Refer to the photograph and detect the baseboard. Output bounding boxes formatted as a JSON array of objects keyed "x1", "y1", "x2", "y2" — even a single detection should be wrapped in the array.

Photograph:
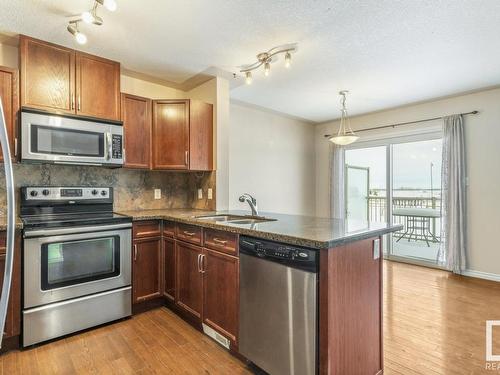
[{"x1": 461, "y1": 269, "x2": 500, "y2": 282}]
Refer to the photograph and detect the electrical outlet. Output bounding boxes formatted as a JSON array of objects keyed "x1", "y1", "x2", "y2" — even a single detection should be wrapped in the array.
[
  {"x1": 198, "y1": 189, "x2": 203, "y2": 199},
  {"x1": 207, "y1": 188, "x2": 213, "y2": 200},
  {"x1": 154, "y1": 189, "x2": 161, "y2": 199}
]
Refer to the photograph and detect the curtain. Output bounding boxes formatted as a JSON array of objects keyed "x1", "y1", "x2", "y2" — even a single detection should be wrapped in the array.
[
  {"x1": 437, "y1": 114, "x2": 467, "y2": 273},
  {"x1": 329, "y1": 143, "x2": 345, "y2": 219}
]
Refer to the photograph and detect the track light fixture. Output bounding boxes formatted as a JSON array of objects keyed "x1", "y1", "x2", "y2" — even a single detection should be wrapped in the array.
[
  {"x1": 240, "y1": 44, "x2": 297, "y2": 85},
  {"x1": 67, "y1": 0, "x2": 117, "y2": 44}
]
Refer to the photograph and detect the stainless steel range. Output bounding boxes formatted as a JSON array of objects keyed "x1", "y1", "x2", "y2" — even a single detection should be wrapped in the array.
[{"x1": 20, "y1": 186, "x2": 132, "y2": 347}]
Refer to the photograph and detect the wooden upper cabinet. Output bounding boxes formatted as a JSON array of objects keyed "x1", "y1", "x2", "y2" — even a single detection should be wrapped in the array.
[
  {"x1": 20, "y1": 36, "x2": 75, "y2": 114},
  {"x1": 19, "y1": 35, "x2": 120, "y2": 121},
  {"x1": 76, "y1": 52, "x2": 120, "y2": 120},
  {"x1": 0, "y1": 66, "x2": 19, "y2": 162},
  {"x1": 121, "y1": 93, "x2": 152, "y2": 168},
  {"x1": 189, "y1": 100, "x2": 213, "y2": 171},
  {"x1": 152, "y1": 99, "x2": 213, "y2": 171},
  {"x1": 152, "y1": 100, "x2": 189, "y2": 170}
]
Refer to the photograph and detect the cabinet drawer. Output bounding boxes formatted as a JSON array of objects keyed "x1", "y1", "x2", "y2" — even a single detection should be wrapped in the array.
[
  {"x1": 163, "y1": 221, "x2": 176, "y2": 238},
  {"x1": 176, "y1": 223, "x2": 202, "y2": 245},
  {"x1": 204, "y1": 229, "x2": 238, "y2": 255},
  {"x1": 133, "y1": 221, "x2": 161, "y2": 238}
]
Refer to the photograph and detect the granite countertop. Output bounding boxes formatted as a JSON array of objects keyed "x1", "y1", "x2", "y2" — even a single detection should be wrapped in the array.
[
  {"x1": 117, "y1": 208, "x2": 403, "y2": 249},
  {"x1": 0, "y1": 216, "x2": 24, "y2": 230}
]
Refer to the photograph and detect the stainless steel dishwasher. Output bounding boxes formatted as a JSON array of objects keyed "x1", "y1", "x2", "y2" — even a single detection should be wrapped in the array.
[{"x1": 239, "y1": 236, "x2": 318, "y2": 375}]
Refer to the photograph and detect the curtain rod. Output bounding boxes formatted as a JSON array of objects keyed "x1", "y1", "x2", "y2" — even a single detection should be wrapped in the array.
[{"x1": 323, "y1": 110, "x2": 479, "y2": 138}]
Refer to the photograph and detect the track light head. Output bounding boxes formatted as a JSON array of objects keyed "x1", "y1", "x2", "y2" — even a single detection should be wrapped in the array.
[
  {"x1": 264, "y1": 61, "x2": 271, "y2": 76},
  {"x1": 67, "y1": 23, "x2": 87, "y2": 45},
  {"x1": 285, "y1": 52, "x2": 291, "y2": 68}
]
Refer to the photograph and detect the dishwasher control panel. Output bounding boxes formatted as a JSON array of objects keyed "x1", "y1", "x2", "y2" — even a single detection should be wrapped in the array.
[{"x1": 240, "y1": 236, "x2": 318, "y2": 272}]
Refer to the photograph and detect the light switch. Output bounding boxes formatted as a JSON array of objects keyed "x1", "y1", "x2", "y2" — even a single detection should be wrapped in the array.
[
  {"x1": 198, "y1": 189, "x2": 203, "y2": 199},
  {"x1": 207, "y1": 188, "x2": 213, "y2": 200},
  {"x1": 154, "y1": 189, "x2": 161, "y2": 199}
]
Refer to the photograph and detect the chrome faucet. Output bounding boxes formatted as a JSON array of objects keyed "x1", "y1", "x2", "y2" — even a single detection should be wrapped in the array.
[{"x1": 239, "y1": 193, "x2": 259, "y2": 216}]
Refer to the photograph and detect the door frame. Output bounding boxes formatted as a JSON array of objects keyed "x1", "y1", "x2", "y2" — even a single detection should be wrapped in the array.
[
  {"x1": 343, "y1": 131, "x2": 445, "y2": 269},
  {"x1": 344, "y1": 165, "x2": 370, "y2": 222}
]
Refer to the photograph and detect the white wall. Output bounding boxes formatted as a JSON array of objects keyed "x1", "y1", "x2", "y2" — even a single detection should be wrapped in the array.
[
  {"x1": 229, "y1": 103, "x2": 316, "y2": 216},
  {"x1": 315, "y1": 87, "x2": 500, "y2": 277}
]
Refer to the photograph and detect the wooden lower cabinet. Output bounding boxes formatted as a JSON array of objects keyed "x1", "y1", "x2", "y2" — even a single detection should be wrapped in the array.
[
  {"x1": 175, "y1": 241, "x2": 203, "y2": 320},
  {"x1": 202, "y1": 249, "x2": 239, "y2": 346},
  {"x1": 132, "y1": 237, "x2": 162, "y2": 303},
  {"x1": 162, "y1": 237, "x2": 175, "y2": 301},
  {"x1": 0, "y1": 232, "x2": 21, "y2": 341}
]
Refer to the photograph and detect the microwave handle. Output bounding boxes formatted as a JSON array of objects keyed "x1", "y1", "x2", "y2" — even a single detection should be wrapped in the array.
[{"x1": 105, "y1": 132, "x2": 112, "y2": 160}]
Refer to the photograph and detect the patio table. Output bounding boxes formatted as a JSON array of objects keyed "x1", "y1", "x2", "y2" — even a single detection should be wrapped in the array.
[{"x1": 393, "y1": 208, "x2": 441, "y2": 247}]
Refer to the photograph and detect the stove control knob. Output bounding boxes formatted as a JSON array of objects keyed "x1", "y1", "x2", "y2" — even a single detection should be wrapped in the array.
[
  {"x1": 101, "y1": 190, "x2": 107, "y2": 196},
  {"x1": 30, "y1": 190, "x2": 38, "y2": 197},
  {"x1": 42, "y1": 189, "x2": 50, "y2": 196},
  {"x1": 91, "y1": 189, "x2": 98, "y2": 196}
]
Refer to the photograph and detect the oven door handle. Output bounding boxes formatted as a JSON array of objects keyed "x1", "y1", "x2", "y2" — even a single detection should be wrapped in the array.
[{"x1": 24, "y1": 223, "x2": 132, "y2": 238}]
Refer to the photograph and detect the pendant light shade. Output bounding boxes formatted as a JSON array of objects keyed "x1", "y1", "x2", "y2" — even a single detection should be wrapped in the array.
[{"x1": 328, "y1": 90, "x2": 359, "y2": 146}]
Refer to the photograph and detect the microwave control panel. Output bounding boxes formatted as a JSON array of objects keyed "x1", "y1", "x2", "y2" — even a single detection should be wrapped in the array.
[{"x1": 112, "y1": 135, "x2": 123, "y2": 159}]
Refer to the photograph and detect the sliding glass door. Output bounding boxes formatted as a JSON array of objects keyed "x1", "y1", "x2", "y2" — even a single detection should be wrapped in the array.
[{"x1": 344, "y1": 135, "x2": 443, "y2": 266}]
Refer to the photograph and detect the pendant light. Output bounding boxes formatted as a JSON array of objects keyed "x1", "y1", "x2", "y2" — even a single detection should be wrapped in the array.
[{"x1": 328, "y1": 90, "x2": 359, "y2": 146}]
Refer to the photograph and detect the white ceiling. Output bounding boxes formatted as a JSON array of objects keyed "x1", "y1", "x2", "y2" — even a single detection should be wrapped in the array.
[{"x1": 1, "y1": 0, "x2": 500, "y2": 122}]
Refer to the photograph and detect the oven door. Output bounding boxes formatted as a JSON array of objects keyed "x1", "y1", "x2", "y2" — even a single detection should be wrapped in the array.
[
  {"x1": 21, "y1": 110, "x2": 123, "y2": 166},
  {"x1": 24, "y1": 223, "x2": 131, "y2": 309}
]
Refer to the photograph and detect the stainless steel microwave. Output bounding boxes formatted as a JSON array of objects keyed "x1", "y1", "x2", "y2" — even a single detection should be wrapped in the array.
[{"x1": 21, "y1": 108, "x2": 124, "y2": 167}]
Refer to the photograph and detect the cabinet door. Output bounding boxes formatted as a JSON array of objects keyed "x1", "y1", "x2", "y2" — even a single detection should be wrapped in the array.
[
  {"x1": 132, "y1": 238, "x2": 161, "y2": 304},
  {"x1": 75, "y1": 52, "x2": 120, "y2": 120},
  {"x1": 175, "y1": 241, "x2": 203, "y2": 320},
  {"x1": 189, "y1": 100, "x2": 213, "y2": 171},
  {"x1": 162, "y1": 237, "x2": 175, "y2": 301},
  {"x1": 0, "y1": 66, "x2": 19, "y2": 162},
  {"x1": 202, "y1": 249, "x2": 239, "y2": 345},
  {"x1": 0, "y1": 233, "x2": 21, "y2": 338},
  {"x1": 152, "y1": 100, "x2": 189, "y2": 170},
  {"x1": 121, "y1": 93, "x2": 151, "y2": 169},
  {"x1": 20, "y1": 36, "x2": 75, "y2": 114}
]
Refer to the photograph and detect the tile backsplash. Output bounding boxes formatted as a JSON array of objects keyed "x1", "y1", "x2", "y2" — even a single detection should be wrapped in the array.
[{"x1": 0, "y1": 163, "x2": 216, "y2": 213}]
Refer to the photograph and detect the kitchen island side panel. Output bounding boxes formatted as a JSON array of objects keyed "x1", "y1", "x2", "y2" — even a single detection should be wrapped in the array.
[{"x1": 319, "y1": 236, "x2": 383, "y2": 375}]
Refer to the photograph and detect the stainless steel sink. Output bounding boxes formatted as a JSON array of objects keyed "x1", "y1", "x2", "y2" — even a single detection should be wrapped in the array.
[{"x1": 194, "y1": 214, "x2": 276, "y2": 224}]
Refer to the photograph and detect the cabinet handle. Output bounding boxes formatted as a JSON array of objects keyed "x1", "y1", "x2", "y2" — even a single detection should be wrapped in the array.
[
  {"x1": 14, "y1": 138, "x2": 17, "y2": 157},
  {"x1": 185, "y1": 150, "x2": 188, "y2": 166},
  {"x1": 201, "y1": 254, "x2": 206, "y2": 273},
  {"x1": 197, "y1": 254, "x2": 201, "y2": 272},
  {"x1": 134, "y1": 244, "x2": 138, "y2": 261},
  {"x1": 77, "y1": 95, "x2": 81, "y2": 111},
  {"x1": 183, "y1": 231, "x2": 195, "y2": 237},
  {"x1": 213, "y1": 238, "x2": 227, "y2": 245},
  {"x1": 71, "y1": 94, "x2": 75, "y2": 110}
]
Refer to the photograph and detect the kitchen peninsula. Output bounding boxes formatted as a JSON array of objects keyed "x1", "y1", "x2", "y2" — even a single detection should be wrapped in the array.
[{"x1": 118, "y1": 208, "x2": 402, "y2": 375}]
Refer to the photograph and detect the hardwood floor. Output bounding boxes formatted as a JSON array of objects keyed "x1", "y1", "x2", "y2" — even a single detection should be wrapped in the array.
[
  {"x1": 1, "y1": 261, "x2": 499, "y2": 374},
  {"x1": 384, "y1": 261, "x2": 500, "y2": 375},
  {"x1": 0, "y1": 307, "x2": 251, "y2": 374}
]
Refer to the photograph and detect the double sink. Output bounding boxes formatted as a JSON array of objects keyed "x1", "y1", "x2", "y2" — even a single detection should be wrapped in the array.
[{"x1": 194, "y1": 214, "x2": 276, "y2": 225}]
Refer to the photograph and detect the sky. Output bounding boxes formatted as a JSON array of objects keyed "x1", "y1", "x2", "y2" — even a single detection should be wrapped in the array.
[{"x1": 345, "y1": 139, "x2": 442, "y2": 191}]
